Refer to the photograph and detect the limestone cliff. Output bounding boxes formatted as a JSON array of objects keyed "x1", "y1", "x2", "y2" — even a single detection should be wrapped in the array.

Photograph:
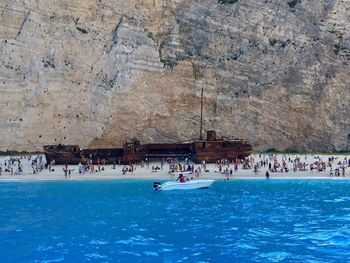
[{"x1": 0, "y1": 0, "x2": 349, "y2": 152}]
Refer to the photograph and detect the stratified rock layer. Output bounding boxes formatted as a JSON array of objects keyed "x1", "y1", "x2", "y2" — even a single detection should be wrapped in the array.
[{"x1": 0, "y1": 0, "x2": 349, "y2": 151}]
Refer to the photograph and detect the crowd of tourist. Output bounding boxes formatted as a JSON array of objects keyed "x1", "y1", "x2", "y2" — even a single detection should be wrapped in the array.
[
  {"x1": 0, "y1": 155, "x2": 44, "y2": 176},
  {"x1": 0, "y1": 153, "x2": 349, "y2": 179},
  {"x1": 212, "y1": 154, "x2": 350, "y2": 178}
]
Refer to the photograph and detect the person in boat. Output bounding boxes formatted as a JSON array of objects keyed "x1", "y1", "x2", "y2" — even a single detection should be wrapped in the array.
[{"x1": 176, "y1": 174, "x2": 189, "y2": 183}]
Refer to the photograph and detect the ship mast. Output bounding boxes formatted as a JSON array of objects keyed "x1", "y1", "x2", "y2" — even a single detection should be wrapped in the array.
[{"x1": 199, "y1": 84, "x2": 204, "y2": 140}]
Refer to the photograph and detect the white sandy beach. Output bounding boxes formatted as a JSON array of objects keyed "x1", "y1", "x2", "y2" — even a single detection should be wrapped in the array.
[{"x1": 0, "y1": 154, "x2": 349, "y2": 181}]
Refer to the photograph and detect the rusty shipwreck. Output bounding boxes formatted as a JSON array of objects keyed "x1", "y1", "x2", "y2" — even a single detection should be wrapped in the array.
[{"x1": 43, "y1": 87, "x2": 252, "y2": 164}]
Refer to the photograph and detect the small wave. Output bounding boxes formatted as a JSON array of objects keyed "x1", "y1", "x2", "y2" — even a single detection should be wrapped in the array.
[
  {"x1": 258, "y1": 251, "x2": 292, "y2": 262},
  {"x1": 324, "y1": 198, "x2": 347, "y2": 203},
  {"x1": 177, "y1": 256, "x2": 189, "y2": 262},
  {"x1": 89, "y1": 239, "x2": 109, "y2": 245},
  {"x1": 115, "y1": 235, "x2": 155, "y2": 246},
  {"x1": 84, "y1": 253, "x2": 108, "y2": 259},
  {"x1": 237, "y1": 243, "x2": 257, "y2": 250},
  {"x1": 161, "y1": 248, "x2": 174, "y2": 252},
  {"x1": 143, "y1": 251, "x2": 159, "y2": 256},
  {"x1": 307, "y1": 230, "x2": 337, "y2": 242},
  {"x1": 36, "y1": 245, "x2": 53, "y2": 252},
  {"x1": 328, "y1": 235, "x2": 350, "y2": 246},
  {"x1": 248, "y1": 228, "x2": 281, "y2": 237},
  {"x1": 91, "y1": 220, "x2": 106, "y2": 226},
  {"x1": 38, "y1": 258, "x2": 64, "y2": 263},
  {"x1": 120, "y1": 250, "x2": 142, "y2": 256}
]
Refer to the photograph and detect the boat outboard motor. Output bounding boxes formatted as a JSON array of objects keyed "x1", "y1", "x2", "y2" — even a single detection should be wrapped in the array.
[{"x1": 153, "y1": 182, "x2": 161, "y2": 190}]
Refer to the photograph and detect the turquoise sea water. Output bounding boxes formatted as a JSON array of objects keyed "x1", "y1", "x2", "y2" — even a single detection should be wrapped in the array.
[{"x1": 1, "y1": 180, "x2": 350, "y2": 262}]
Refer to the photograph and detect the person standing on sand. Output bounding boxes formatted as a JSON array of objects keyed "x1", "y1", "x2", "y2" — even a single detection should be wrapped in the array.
[
  {"x1": 97, "y1": 159, "x2": 101, "y2": 172},
  {"x1": 265, "y1": 171, "x2": 270, "y2": 179},
  {"x1": 63, "y1": 164, "x2": 69, "y2": 178},
  {"x1": 225, "y1": 167, "x2": 229, "y2": 179}
]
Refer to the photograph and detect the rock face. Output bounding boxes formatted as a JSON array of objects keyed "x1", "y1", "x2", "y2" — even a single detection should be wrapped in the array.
[{"x1": 0, "y1": 0, "x2": 349, "y2": 152}]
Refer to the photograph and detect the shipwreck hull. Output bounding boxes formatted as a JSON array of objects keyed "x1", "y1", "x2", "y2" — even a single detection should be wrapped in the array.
[
  {"x1": 43, "y1": 145, "x2": 84, "y2": 165},
  {"x1": 82, "y1": 148, "x2": 124, "y2": 164},
  {"x1": 191, "y1": 137, "x2": 253, "y2": 163},
  {"x1": 43, "y1": 131, "x2": 253, "y2": 165},
  {"x1": 44, "y1": 152, "x2": 89, "y2": 165},
  {"x1": 44, "y1": 145, "x2": 124, "y2": 165},
  {"x1": 192, "y1": 150, "x2": 252, "y2": 164},
  {"x1": 142, "y1": 143, "x2": 192, "y2": 160}
]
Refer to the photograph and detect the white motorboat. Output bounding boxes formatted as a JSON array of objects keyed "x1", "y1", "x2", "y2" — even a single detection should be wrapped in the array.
[
  {"x1": 170, "y1": 171, "x2": 192, "y2": 176},
  {"x1": 153, "y1": 179, "x2": 215, "y2": 191}
]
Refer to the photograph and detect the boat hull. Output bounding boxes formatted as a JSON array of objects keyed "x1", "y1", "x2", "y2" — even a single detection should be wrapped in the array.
[{"x1": 156, "y1": 179, "x2": 215, "y2": 191}]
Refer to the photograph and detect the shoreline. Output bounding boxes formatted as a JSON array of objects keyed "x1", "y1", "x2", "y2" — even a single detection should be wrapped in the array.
[
  {"x1": 1, "y1": 177, "x2": 349, "y2": 182},
  {"x1": 0, "y1": 172, "x2": 349, "y2": 182}
]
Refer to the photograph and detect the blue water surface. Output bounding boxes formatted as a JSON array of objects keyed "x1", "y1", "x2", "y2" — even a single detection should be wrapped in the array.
[{"x1": 1, "y1": 180, "x2": 350, "y2": 262}]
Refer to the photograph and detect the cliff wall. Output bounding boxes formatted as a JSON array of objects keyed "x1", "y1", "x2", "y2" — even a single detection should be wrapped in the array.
[{"x1": 0, "y1": 0, "x2": 349, "y2": 151}]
